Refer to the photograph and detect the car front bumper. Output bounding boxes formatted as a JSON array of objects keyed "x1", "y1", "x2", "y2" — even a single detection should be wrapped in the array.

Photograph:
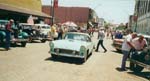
[
  {"x1": 11, "y1": 38, "x2": 28, "y2": 43},
  {"x1": 50, "y1": 51, "x2": 85, "y2": 58}
]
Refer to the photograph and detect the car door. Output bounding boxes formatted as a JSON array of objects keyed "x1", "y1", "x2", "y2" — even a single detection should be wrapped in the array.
[{"x1": 86, "y1": 36, "x2": 94, "y2": 54}]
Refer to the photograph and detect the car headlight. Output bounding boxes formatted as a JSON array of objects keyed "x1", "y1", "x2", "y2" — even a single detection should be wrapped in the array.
[
  {"x1": 56, "y1": 48, "x2": 59, "y2": 53},
  {"x1": 80, "y1": 46, "x2": 86, "y2": 56},
  {"x1": 72, "y1": 50, "x2": 76, "y2": 54},
  {"x1": 50, "y1": 42, "x2": 54, "y2": 51}
]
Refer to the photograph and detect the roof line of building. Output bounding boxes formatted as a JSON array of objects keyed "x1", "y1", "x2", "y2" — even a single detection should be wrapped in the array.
[{"x1": 0, "y1": 3, "x2": 51, "y2": 18}]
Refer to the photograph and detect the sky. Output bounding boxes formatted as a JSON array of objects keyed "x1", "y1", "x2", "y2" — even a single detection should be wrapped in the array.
[{"x1": 42, "y1": 0, "x2": 135, "y2": 24}]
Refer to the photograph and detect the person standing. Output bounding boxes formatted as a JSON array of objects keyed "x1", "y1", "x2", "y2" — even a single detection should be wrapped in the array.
[
  {"x1": 5, "y1": 19, "x2": 14, "y2": 50},
  {"x1": 91, "y1": 27, "x2": 95, "y2": 36},
  {"x1": 120, "y1": 32, "x2": 137, "y2": 71},
  {"x1": 57, "y1": 25, "x2": 63, "y2": 39},
  {"x1": 132, "y1": 35, "x2": 147, "y2": 51},
  {"x1": 95, "y1": 28, "x2": 107, "y2": 53}
]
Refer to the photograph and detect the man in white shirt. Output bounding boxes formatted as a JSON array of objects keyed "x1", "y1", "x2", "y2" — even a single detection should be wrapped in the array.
[
  {"x1": 132, "y1": 35, "x2": 147, "y2": 51},
  {"x1": 95, "y1": 28, "x2": 107, "y2": 53},
  {"x1": 120, "y1": 32, "x2": 137, "y2": 71}
]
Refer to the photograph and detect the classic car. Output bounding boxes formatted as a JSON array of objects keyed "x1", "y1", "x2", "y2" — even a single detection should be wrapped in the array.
[
  {"x1": 129, "y1": 34, "x2": 150, "y2": 72},
  {"x1": 34, "y1": 24, "x2": 51, "y2": 42},
  {"x1": 49, "y1": 32, "x2": 95, "y2": 62},
  {"x1": 112, "y1": 33, "x2": 150, "y2": 52},
  {"x1": 0, "y1": 20, "x2": 29, "y2": 47},
  {"x1": 20, "y1": 23, "x2": 49, "y2": 43},
  {"x1": 112, "y1": 38, "x2": 124, "y2": 52}
]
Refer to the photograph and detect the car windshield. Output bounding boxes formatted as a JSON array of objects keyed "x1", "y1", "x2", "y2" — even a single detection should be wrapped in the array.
[
  {"x1": 42, "y1": 26, "x2": 50, "y2": 29},
  {"x1": 145, "y1": 37, "x2": 150, "y2": 45},
  {"x1": 0, "y1": 21, "x2": 9, "y2": 29},
  {"x1": 64, "y1": 33, "x2": 90, "y2": 42},
  {"x1": 22, "y1": 25, "x2": 33, "y2": 29}
]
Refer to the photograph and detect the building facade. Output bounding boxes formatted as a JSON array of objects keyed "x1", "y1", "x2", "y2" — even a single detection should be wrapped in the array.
[
  {"x1": 0, "y1": 0, "x2": 50, "y2": 23},
  {"x1": 42, "y1": 6, "x2": 99, "y2": 27},
  {"x1": 98, "y1": 18, "x2": 105, "y2": 27},
  {"x1": 133, "y1": 0, "x2": 150, "y2": 35}
]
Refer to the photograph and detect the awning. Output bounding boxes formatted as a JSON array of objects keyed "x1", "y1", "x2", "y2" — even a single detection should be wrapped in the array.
[{"x1": 0, "y1": 3, "x2": 51, "y2": 18}]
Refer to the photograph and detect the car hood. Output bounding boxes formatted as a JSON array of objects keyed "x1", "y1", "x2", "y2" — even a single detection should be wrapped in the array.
[{"x1": 52, "y1": 39, "x2": 88, "y2": 51}]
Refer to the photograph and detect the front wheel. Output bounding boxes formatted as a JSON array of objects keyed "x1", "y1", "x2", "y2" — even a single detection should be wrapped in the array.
[
  {"x1": 81, "y1": 53, "x2": 88, "y2": 63},
  {"x1": 41, "y1": 39, "x2": 46, "y2": 43},
  {"x1": 51, "y1": 54, "x2": 58, "y2": 59},
  {"x1": 129, "y1": 49, "x2": 144, "y2": 72},
  {"x1": 129, "y1": 62, "x2": 144, "y2": 72},
  {"x1": 21, "y1": 42, "x2": 26, "y2": 47}
]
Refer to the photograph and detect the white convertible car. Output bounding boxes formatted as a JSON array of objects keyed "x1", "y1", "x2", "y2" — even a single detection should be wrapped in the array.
[{"x1": 49, "y1": 32, "x2": 94, "y2": 62}]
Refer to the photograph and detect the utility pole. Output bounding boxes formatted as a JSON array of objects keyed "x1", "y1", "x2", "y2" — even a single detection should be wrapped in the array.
[
  {"x1": 51, "y1": 0, "x2": 55, "y2": 26},
  {"x1": 50, "y1": 0, "x2": 53, "y2": 25}
]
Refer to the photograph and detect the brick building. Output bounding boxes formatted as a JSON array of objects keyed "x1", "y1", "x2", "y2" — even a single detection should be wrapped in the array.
[{"x1": 42, "y1": 6, "x2": 98, "y2": 27}]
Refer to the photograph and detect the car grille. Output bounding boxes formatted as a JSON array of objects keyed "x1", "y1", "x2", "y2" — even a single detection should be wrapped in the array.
[{"x1": 54, "y1": 48, "x2": 79, "y2": 55}]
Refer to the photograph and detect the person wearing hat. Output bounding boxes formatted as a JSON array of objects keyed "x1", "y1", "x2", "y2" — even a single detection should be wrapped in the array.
[
  {"x1": 5, "y1": 19, "x2": 14, "y2": 50},
  {"x1": 95, "y1": 28, "x2": 107, "y2": 53}
]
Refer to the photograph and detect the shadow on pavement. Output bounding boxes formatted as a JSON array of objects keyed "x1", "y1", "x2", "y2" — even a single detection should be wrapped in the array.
[
  {"x1": 28, "y1": 41, "x2": 41, "y2": 43},
  {"x1": 115, "y1": 67, "x2": 150, "y2": 80},
  {"x1": 28, "y1": 40, "x2": 47, "y2": 43},
  {"x1": 115, "y1": 67, "x2": 127, "y2": 72},
  {"x1": 0, "y1": 48, "x2": 7, "y2": 51},
  {"x1": 127, "y1": 72, "x2": 150, "y2": 80},
  {"x1": 45, "y1": 54, "x2": 92, "y2": 65},
  {"x1": 45, "y1": 56, "x2": 83, "y2": 65},
  {"x1": 0, "y1": 43, "x2": 26, "y2": 48},
  {"x1": 111, "y1": 50, "x2": 122, "y2": 54}
]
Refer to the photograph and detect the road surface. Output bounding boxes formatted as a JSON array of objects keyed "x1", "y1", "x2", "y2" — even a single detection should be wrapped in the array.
[{"x1": 0, "y1": 32, "x2": 149, "y2": 81}]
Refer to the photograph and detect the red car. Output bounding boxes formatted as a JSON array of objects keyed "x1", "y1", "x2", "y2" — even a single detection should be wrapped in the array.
[{"x1": 112, "y1": 38, "x2": 124, "y2": 52}]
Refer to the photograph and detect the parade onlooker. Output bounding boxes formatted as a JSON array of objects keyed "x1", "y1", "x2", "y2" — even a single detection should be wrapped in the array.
[
  {"x1": 57, "y1": 25, "x2": 63, "y2": 39},
  {"x1": 63, "y1": 26, "x2": 68, "y2": 37},
  {"x1": 12, "y1": 22, "x2": 18, "y2": 38},
  {"x1": 106, "y1": 30, "x2": 110, "y2": 38},
  {"x1": 115, "y1": 31, "x2": 123, "y2": 39},
  {"x1": 91, "y1": 27, "x2": 95, "y2": 36},
  {"x1": 95, "y1": 28, "x2": 107, "y2": 53},
  {"x1": 88, "y1": 27, "x2": 92, "y2": 36},
  {"x1": 36, "y1": 26, "x2": 41, "y2": 37},
  {"x1": 51, "y1": 24, "x2": 58, "y2": 40},
  {"x1": 132, "y1": 35, "x2": 147, "y2": 51},
  {"x1": 5, "y1": 19, "x2": 14, "y2": 50},
  {"x1": 120, "y1": 31, "x2": 137, "y2": 71}
]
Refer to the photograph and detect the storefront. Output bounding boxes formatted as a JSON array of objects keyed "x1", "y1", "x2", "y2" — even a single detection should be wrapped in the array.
[{"x1": 0, "y1": 0, "x2": 51, "y2": 23}]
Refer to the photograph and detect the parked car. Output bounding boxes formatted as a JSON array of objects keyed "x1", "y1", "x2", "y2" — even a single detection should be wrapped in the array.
[
  {"x1": 20, "y1": 23, "x2": 49, "y2": 43},
  {"x1": 112, "y1": 33, "x2": 150, "y2": 52},
  {"x1": 34, "y1": 24, "x2": 51, "y2": 42},
  {"x1": 0, "y1": 20, "x2": 29, "y2": 47},
  {"x1": 112, "y1": 38, "x2": 124, "y2": 52},
  {"x1": 49, "y1": 32, "x2": 95, "y2": 62},
  {"x1": 129, "y1": 34, "x2": 150, "y2": 73}
]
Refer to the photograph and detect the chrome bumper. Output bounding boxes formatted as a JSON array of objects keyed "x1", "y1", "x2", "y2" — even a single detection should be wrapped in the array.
[{"x1": 50, "y1": 52, "x2": 84, "y2": 58}]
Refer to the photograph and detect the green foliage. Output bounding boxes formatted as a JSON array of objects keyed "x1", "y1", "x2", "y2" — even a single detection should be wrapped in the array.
[{"x1": 116, "y1": 26, "x2": 126, "y2": 30}]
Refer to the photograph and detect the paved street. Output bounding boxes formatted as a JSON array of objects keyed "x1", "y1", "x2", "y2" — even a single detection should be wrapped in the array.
[{"x1": 0, "y1": 33, "x2": 149, "y2": 81}]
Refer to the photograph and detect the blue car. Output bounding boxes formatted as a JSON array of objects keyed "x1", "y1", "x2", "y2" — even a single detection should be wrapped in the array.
[{"x1": 0, "y1": 20, "x2": 29, "y2": 47}]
